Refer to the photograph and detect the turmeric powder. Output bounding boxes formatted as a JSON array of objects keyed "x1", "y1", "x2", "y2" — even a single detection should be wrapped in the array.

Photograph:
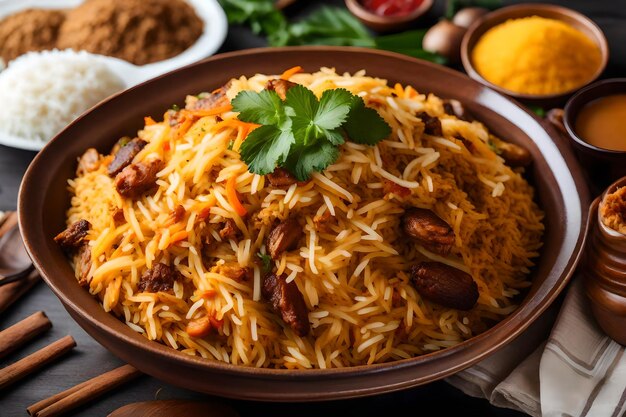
[{"x1": 472, "y1": 16, "x2": 602, "y2": 95}]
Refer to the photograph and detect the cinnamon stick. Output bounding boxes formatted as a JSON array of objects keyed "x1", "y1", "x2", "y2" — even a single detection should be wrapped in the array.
[
  {"x1": 0, "y1": 335, "x2": 75, "y2": 390},
  {"x1": 0, "y1": 311, "x2": 51, "y2": 359},
  {"x1": 0, "y1": 271, "x2": 40, "y2": 313},
  {"x1": 27, "y1": 364, "x2": 141, "y2": 417}
]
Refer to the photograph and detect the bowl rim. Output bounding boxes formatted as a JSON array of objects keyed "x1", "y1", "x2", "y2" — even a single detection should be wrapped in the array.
[
  {"x1": 460, "y1": 3, "x2": 609, "y2": 101},
  {"x1": 563, "y1": 78, "x2": 626, "y2": 155},
  {"x1": 344, "y1": 0, "x2": 433, "y2": 24},
  {"x1": 18, "y1": 46, "x2": 590, "y2": 387}
]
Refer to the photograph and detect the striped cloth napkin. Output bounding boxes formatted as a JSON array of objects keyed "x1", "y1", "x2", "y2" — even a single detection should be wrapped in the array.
[{"x1": 447, "y1": 277, "x2": 626, "y2": 417}]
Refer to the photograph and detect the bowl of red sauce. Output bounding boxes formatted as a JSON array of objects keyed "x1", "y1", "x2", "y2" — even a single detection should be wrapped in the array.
[{"x1": 345, "y1": 0, "x2": 433, "y2": 32}]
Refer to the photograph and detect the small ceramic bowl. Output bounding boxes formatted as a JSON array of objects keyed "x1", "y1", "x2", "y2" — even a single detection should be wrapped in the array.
[
  {"x1": 345, "y1": 0, "x2": 433, "y2": 32},
  {"x1": 461, "y1": 3, "x2": 609, "y2": 107},
  {"x1": 546, "y1": 79, "x2": 626, "y2": 191}
]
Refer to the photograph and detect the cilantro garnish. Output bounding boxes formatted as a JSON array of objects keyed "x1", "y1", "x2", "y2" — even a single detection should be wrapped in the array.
[
  {"x1": 232, "y1": 84, "x2": 391, "y2": 180},
  {"x1": 256, "y1": 252, "x2": 272, "y2": 274}
]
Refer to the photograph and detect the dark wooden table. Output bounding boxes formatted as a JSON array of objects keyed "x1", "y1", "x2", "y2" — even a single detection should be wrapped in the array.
[{"x1": 1, "y1": 1, "x2": 624, "y2": 415}]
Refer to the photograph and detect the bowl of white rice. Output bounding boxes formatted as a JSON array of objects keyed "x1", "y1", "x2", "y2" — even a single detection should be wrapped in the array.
[{"x1": 0, "y1": 50, "x2": 124, "y2": 150}]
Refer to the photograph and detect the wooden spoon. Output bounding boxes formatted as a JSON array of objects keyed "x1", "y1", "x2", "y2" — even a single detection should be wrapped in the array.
[{"x1": 107, "y1": 400, "x2": 239, "y2": 417}]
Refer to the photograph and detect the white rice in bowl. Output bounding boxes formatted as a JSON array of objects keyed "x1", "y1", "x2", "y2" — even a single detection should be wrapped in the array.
[{"x1": 0, "y1": 49, "x2": 124, "y2": 143}]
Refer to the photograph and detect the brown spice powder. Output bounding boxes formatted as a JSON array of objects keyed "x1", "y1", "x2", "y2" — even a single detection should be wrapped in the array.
[
  {"x1": 56, "y1": 0, "x2": 203, "y2": 66},
  {"x1": 0, "y1": 9, "x2": 66, "y2": 63}
]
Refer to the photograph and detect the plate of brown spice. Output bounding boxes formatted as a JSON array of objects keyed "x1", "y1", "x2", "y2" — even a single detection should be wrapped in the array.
[{"x1": 0, "y1": 0, "x2": 227, "y2": 84}]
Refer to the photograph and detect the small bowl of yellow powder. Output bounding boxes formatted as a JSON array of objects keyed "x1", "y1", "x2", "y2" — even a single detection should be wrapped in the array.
[{"x1": 461, "y1": 4, "x2": 608, "y2": 106}]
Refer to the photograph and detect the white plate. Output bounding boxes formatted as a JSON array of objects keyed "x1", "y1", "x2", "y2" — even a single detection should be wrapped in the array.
[{"x1": 0, "y1": 0, "x2": 227, "y2": 151}]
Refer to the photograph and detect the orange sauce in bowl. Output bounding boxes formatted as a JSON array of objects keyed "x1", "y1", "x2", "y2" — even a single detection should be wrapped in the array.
[{"x1": 575, "y1": 94, "x2": 626, "y2": 151}]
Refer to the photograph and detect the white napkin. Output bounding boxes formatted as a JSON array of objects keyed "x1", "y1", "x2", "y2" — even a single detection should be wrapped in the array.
[{"x1": 447, "y1": 277, "x2": 626, "y2": 417}]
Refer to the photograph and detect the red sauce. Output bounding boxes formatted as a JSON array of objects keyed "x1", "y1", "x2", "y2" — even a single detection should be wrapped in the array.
[{"x1": 361, "y1": 0, "x2": 424, "y2": 16}]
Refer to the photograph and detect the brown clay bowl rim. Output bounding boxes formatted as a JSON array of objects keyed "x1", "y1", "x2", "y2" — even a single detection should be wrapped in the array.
[
  {"x1": 461, "y1": 3, "x2": 609, "y2": 101},
  {"x1": 18, "y1": 46, "x2": 589, "y2": 395},
  {"x1": 344, "y1": 0, "x2": 433, "y2": 25},
  {"x1": 563, "y1": 78, "x2": 626, "y2": 156}
]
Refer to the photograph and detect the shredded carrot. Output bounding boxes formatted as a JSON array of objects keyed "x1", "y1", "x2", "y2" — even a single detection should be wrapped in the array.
[
  {"x1": 163, "y1": 141, "x2": 171, "y2": 152},
  {"x1": 226, "y1": 175, "x2": 247, "y2": 217},
  {"x1": 170, "y1": 230, "x2": 188, "y2": 244},
  {"x1": 195, "y1": 195, "x2": 216, "y2": 220},
  {"x1": 174, "y1": 117, "x2": 193, "y2": 139},
  {"x1": 144, "y1": 116, "x2": 157, "y2": 126},
  {"x1": 280, "y1": 65, "x2": 303, "y2": 80},
  {"x1": 214, "y1": 119, "x2": 260, "y2": 131},
  {"x1": 181, "y1": 104, "x2": 232, "y2": 118}
]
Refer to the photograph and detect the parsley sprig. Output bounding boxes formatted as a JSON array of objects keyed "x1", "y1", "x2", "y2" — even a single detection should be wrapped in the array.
[{"x1": 232, "y1": 84, "x2": 390, "y2": 180}]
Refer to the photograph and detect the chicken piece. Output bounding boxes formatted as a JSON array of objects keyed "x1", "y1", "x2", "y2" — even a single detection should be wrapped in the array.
[
  {"x1": 54, "y1": 219, "x2": 90, "y2": 252},
  {"x1": 402, "y1": 208, "x2": 455, "y2": 255},
  {"x1": 267, "y1": 218, "x2": 303, "y2": 260},
  {"x1": 137, "y1": 263, "x2": 182, "y2": 293},
  {"x1": 262, "y1": 273, "x2": 310, "y2": 336},
  {"x1": 115, "y1": 159, "x2": 164, "y2": 199}
]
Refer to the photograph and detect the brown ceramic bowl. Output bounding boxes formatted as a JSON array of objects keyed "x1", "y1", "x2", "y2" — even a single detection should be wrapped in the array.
[
  {"x1": 548, "y1": 79, "x2": 626, "y2": 190},
  {"x1": 461, "y1": 3, "x2": 609, "y2": 107},
  {"x1": 18, "y1": 47, "x2": 589, "y2": 401},
  {"x1": 345, "y1": 0, "x2": 433, "y2": 32}
]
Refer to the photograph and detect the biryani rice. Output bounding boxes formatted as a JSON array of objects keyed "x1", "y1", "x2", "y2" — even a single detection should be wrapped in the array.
[{"x1": 65, "y1": 68, "x2": 544, "y2": 369}]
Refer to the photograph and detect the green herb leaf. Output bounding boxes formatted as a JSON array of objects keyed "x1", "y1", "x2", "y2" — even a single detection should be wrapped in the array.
[
  {"x1": 234, "y1": 84, "x2": 390, "y2": 180},
  {"x1": 315, "y1": 89, "x2": 353, "y2": 129},
  {"x1": 219, "y1": 0, "x2": 287, "y2": 35},
  {"x1": 269, "y1": 7, "x2": 376, "y2": 48},
  {"x1": 239, "y1": 124, "x2": 293, "y2": 175},
  {"x1": 286, "y1": 86, "x2": 352, "y2": 146},
  {"x1": 344, "y1": 96, "x2": 391, "y2": 145},
  {"x1": 284, "y1": 140, "x2": 340, "y2": 181},
  {"x1": 231, "y1": 90, "x2": 285, "y2": 125},
  {"x1": 257, "y1": 252, "x2": 272, "y2": 274}
]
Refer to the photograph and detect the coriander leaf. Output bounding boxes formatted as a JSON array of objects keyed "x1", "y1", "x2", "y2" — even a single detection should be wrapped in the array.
[
  {"x1": 284, "y1": 140, "x2": 340, "y2": 181},
  {"x1": 344, "y1": 96, "x2": 391, "y2": 145},
  {"x1": 219, "y1": 0, "x2": 287, "y2": 36},
  {"x1": 270, "y1": 7, "x2": 376, "y2": 48},
  {"x1": 324, "y1": 129, "x2": 345, "y2": 146},
  {"x1": 315, "y1": 88, "x2": 353, "y2": 130},
  {"x1": 239, "y1": 125, "x2": 293, "y2": 175},
  {"x1": 286, "y1": 86, "x2": 351, "y2": 146},
  {"x1": 257, "y1": 252, "x2": 272, "y2": 274},
  {"x1": 284, "y1": 85, "x2": 318, "y2": 121},
  {"x1": 231, "y1": 90, "x2": 285, "y2": 125}
]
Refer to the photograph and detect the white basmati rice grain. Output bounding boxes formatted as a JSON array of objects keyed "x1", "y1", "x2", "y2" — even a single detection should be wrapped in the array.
[{"x1": 0, "y1": 50, "x2": 124, "y2": 143}]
